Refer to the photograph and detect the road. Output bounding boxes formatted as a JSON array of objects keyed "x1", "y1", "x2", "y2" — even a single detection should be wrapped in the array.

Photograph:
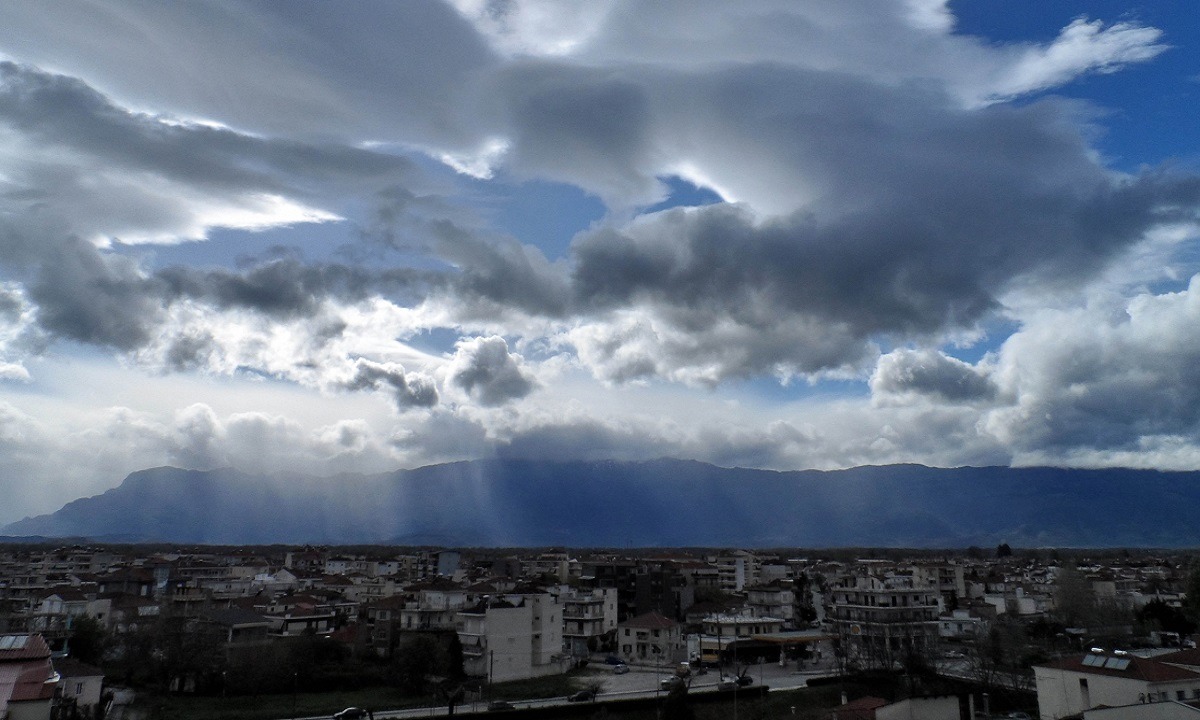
[{"x1": 293, "y1": 663, "x2": 839, "y2": 719}]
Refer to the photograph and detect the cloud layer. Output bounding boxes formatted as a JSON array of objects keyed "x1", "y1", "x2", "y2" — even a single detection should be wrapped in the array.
[{"x1": 0, "y1": 1, "x2": 1196, "y2": 521}]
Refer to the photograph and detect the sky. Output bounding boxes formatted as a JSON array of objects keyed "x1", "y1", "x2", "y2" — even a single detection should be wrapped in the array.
[{"x1": 0, "y1": 1, "x2": 1199, "y2": 524}]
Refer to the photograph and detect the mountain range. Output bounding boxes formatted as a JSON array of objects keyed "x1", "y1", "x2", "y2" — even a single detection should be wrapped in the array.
[{"x1": 3, "y1": 460, "x2": 1197, "y2": 547}]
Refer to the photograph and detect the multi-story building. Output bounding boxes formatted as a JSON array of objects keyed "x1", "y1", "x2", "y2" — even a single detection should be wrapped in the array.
[
  {"x1": 690, "y1": 611, "x2": 786, "y2": 665},
  {"x1": 456, "y1": 592, "x2": 564, "y2": 683},
  {"x1": 709, "y1": 551, "x2": 760, "y2": 593},
  {"x1": 555, "y1": 587, "x2": 617, "y2": 658},
  {"x1": 827, "y1": 573, "x2": 940, "y2": 669},
  {"x1": 634, "y1": 564, "x2": 694, "y2": 621},
  {"x1": 910, "y1": 562, "x2": 966, "y2": 610},
  {"x1": 578, "y1": 558, "x2": 641, "y2": 621},
  {"x1": 746, "y1": 580, "x2": 796, "y2": 627},
  {"x1": 617, "y1": 611, "x2": 686, "y2": 664}
]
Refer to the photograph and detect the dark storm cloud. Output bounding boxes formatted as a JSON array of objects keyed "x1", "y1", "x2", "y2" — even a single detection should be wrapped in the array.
[
  {"x1": 19, "y1": 233, "x2": 437, "y2": 351},
  {"x1": 497, "y1": 63, "x2": 657, "y2": 200},
  {"x1": 0, "y1": 2, "x2": 496, "y2": 147},
  {"x1": 871, "y1": 349, "x2": 996, "y2": 404},
  {"x1": 429, "y1": 220, "x2": 571, "y2": 318},
  {"x1": 28, "y1": 237, "x2": 164, "y2": 350},
  {"x1": 0, "y1": 61, "x2": 416, "y2": 206},
  {"x1": 158, "y1": 259, "x2": 435, "y2": 320},
  {"x1": 552, "y1": 65, "x2": 1200, "y2": 380},
  {"x1": 447, "y1": 336, "x2": 536, "y2": 406},
  {"x1": 341, "y1": 359, "x2": 439, "y2": 410},
  {"x1": 0, "y1": 63, "x2": 443, "y2": 353}
]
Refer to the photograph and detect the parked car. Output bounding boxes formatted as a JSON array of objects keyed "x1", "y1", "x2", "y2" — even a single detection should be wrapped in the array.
[
  {"x1": 717, "y1": 677, "x2": 737, "y2": 691},
  {"x1": 736, "y1": 675, "x2": 753, "y2": 687},
  {"x1": 487, "y1": 701, "x2": 515, "y2": 711},
  {"x1": 568, "y1": 690, "x2": 596, "y2": 702},
  {"x1": 333, "y1": 709, "x2": 370, "y2": 720},
  {"x1": 660, "y1": 677, "x2": 683, "y2": 691},
  {"x1": 612, "y1": 663, "x2": 630, "y2": 674},
  {"x1": 603, "y1": 655, "x2": 623, "y2": 665}
]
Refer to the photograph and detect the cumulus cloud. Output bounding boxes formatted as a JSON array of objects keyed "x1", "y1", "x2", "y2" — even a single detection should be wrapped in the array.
[
  {"x1": 340, "y1": 359, "x2": 439, "y2": 410},
  {"x1": 984, "y1": 273, "x2": 1200, "y2": 457},
  {"x1": 562, "y1": 158, "x2": 1199, "y2": 382},
  {"x1": 871, "y1": 349, "x2": 996, "y2": 405},
  {"x1": 447, "y1": 335, "x2": 537, "y2": 405}
]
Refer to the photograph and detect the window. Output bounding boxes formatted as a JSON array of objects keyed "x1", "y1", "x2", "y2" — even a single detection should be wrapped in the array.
[
  {"x1": 1178, "y1": 690, "x2": 1187, "y2": 701},
  {"x1": 75, "y1": 682, "x2": 84, "y2": 695}
]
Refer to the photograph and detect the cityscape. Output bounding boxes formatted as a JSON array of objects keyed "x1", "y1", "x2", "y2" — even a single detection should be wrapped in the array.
[{"x1": 3, "y1": 542, "x2": 1200, "y2": 719}]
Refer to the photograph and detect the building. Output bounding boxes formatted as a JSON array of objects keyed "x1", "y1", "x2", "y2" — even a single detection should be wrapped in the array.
[
  {"x1": 937, "y1": 608, "x2": 988, "y2": 640},
  {"x1": 827, "y1": 573, "x2": 940, "y2": 669},
  {"x1": 746, "y1": 581, "x2": 796, "y2": 626},
  {"x1": 690, "y1": 612, "x2": 786, "y2": 665},
  {"x1": 555, "y1": 587, "x2": 618, "y2": 658},
  {"x1": 0, "y1": 634, "x2": 58, "y2": 720},
  {"x1": 710, "y1": 551, "x2": 760, "y2": 592},
  {"x1": 456, "y1": 593, "x2": 564, "y2": 683},
  {"x1": 1034, "y1": 650, "x2": 1200, "y2": 719},
  {"x1": 617, "y1": 611, "x2": 685, "y2": 664},
  {"x1": 52, "y1": 656, "x2": 105, "y2": 717}
]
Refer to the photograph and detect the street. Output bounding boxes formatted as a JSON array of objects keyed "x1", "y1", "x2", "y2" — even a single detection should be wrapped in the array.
[{"x1": 287, "y1": 662, "x2": 839, "y2": 719}]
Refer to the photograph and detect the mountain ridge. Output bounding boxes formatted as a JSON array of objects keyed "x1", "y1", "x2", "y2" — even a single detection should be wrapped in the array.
[{"x1": 4, "y1": 459, "x2": 1198, "y2": 547}]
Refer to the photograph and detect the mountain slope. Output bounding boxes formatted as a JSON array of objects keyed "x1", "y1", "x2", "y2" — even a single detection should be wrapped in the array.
[{"x1": 4, "y1": 460, "x2": 1198, "y2": 546}]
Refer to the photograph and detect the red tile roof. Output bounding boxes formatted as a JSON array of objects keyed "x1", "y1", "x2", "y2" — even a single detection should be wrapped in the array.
[
  {"x1": 9, "y1": 664, "x2": 57, "y2": 703},
  {"x1": 1039, "y1": 654, "x2": 1200, "y2": 683},
  {"x1": 0, "y1": 634, "x2": 50, "y2": 663},
  {"x1": 1157, "y1": 648, "x2": 1200, "y2": 667}
]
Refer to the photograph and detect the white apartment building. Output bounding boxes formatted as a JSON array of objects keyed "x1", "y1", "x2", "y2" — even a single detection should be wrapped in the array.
[
  {"x1": 456, "y1": 593, "x2": 564, "y2": 683},
  {"x1": 709, "y1": 551, "x2": 759, "y2": 592},
  {"x1": 554, "y1": 587, "x2": 617, "y2": 657},
  {"x1": 1035, "y1": 651, "x2": 1200, "y2": 720}
]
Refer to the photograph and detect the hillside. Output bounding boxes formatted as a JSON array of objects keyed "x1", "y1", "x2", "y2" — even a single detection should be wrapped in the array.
[{"x1": 2, "y1": 460, "x2": 1195, "y2": 546}]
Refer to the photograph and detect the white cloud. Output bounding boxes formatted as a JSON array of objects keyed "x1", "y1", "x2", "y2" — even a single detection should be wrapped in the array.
[{"x1": 983, "y1": 18, "x2": 1166, "y2": 103}]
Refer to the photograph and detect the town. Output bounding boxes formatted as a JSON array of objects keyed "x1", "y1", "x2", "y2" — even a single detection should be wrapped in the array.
[{"x1": 0, "y1": 544, "x2": 1198, "y2": 720}]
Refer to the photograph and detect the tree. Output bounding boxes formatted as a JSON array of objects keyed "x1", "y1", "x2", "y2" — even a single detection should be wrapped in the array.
[
  {"x1": 1139, "y1": 599, "x2": 1197, "y2": 639},
  {"x1": 68, "y1": 615, "x2": 108, "y2": 666},
  {"x1": 661, "y1": 680, "x2": 694, "y2": 720},
  {"x1": 393, "y1": 634, "x2": 441, "y2": 695},
  {"x1": 582, "y1": 679, "x2": 605, "y2": 700},
  {"x1": 1183, "y1": 565, "x2": 1200, "y2": 626},
  {"x1": 1053, "y1": 565, "x2": 1096, "y2": 628},
  {"x1": 996, "y1": 543, "x2": 1013, "y2": 558}
]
